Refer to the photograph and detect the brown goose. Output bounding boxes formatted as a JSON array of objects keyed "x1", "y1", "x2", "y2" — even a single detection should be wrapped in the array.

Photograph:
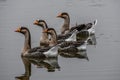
[
  {"x1": 43, "y1": 28, "x2": 89, "y2": 60},
  {"x1": 57, "y1": 12, "x2": 97, "y2": 35},
  {"x1": 33, "y1": 20, "x2": 49, "y2": 48},
  {"x1": 15, "y1": 27, "x2": 58, "y2": 58}
]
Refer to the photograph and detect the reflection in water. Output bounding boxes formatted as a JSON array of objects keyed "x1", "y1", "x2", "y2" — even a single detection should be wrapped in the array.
[
  {"x1": 76, "y1": 30, "x2": 97, "y2": 45},
  {"x1": 15, "y1": 57, "x2": 31, "y2": 80},
  {"x1": 59, "y1": 49, "x2": 89, "y2": 61},
  {"x1": 89, "y1": 0, "x2": 104, "y2": 7},
  {"x1": 65, "y1": 0, "x2": 73, "y2": 7},
  {"x1": 15, "y1": 57, "x2": 60, "y2": 80},
  {"x1": 87, "y1": 34, "x2": 97, "y2": 45},
  {"x1": 28, "y1": 57, "x2": 60, "y2": 72}
]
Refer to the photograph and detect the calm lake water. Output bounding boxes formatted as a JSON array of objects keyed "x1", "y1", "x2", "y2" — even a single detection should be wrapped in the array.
[{"x1": 0, "y1": 0, "x2": 120, "y2": 80}]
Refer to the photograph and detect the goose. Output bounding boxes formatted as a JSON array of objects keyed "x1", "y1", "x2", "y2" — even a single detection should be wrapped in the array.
[
  {"x1": 15, "y1": 26, "x2": 58, "y2": 58},
  {"x1": 33, "y1": 19, "x2": 49, "y2": 48},
  {"x1": 57, "y1": 12, "x2": 97, "y2": 35},
  {"x1": 43, "y1": 28, "x2": 89, "y2": 60}
]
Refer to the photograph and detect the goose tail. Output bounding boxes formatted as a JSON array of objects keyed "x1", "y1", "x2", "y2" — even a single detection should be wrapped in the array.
[{"x1": 94, "y1": 19, "x2": 97, "y2": 26}]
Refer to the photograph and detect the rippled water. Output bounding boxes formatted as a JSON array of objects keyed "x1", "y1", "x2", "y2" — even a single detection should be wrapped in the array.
[{"x1": 0, "y1": 0, "x2": 120, "y2": 80}]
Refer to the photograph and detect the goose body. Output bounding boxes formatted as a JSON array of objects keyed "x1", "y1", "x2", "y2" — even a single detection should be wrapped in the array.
[
  {"x1": 58, "y1": 41, "x2": 87, "y2": 51},
  {"x1": 43, "y1": 28, "x2": 89, "y2": 60},
  {"x1": 57, "y1": 12, "x2": 97, "y2": 35},
  {"x1": 15, "y1": 27, "x2": 58, "y2": 58}
]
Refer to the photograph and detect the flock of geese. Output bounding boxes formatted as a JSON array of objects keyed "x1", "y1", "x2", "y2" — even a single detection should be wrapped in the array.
[{"x1": 15, "y1": 12, "x2": 97, "y2": 61}]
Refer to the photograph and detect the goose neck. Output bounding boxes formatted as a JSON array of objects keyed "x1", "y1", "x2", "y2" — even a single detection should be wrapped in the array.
[{"x1": 23, "y1": 31, "x2": 31, "y2": 54}]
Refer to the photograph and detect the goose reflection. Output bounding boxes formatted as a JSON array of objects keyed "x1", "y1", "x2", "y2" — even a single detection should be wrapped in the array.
[
  {"x1": 15, "y1": 57, "x2": 60, "y2": 80},
  {"x1": 15, "y1": 57, "x2": 31, "y2": 80},
  {"x1": 58, "y1": 49, "x2": 89, "y2": 61},
  {"x1": 87, "y1": 34, "x2": 97, "y2": 45},
  {"x1": 28, "y1": 57, "x2": 60, "y2": 72}
]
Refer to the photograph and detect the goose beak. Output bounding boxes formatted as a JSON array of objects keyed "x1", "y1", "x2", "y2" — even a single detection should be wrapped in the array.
[
  {"x1": 33, "y1": 20, "x2": 39, "y2": 25},
  {"x1": 15, "y1": 27, "x2": 21, "y2": 32},
  {"x1": 56, "y1": 13, "x2": 62, "y2": 18}
]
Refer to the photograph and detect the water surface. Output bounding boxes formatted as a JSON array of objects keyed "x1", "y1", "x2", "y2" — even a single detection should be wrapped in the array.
[{"x1": 0, "y1": 0, "x2": 120, "y2": 80}]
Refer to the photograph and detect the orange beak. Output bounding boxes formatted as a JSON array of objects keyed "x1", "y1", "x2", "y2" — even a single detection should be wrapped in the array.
[
  {"x1": 56, "y1": 13, "x2": 62, "y2": 18},
  {"x1": 43, "y1": 29, "x2": 48, "y2": 33},
  {"x1": 15, "y1": 27, "x2": 21, "y2": 32},
  {"x1": 33, "y1": 20, "x2": 39, "y2": 25}
]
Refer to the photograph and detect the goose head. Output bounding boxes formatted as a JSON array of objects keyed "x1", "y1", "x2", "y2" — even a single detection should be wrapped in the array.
[
  {"x1": 15, "y1": 26, "x2": 30, "y2": 36},
  {"x1": 43, "y1": 28, "x2": 58, "y2": 46},
  {"x1": 33, "y1": 19, "x2": 48, "y2": 29},
  {"x1": 43, "y1": 28, "x2": 57, "y2": 36},
  {"x1": 57, "y1": 12, "x2": 69, "y2": 19}
]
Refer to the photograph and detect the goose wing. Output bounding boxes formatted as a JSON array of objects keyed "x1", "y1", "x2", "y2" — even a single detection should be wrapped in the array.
[
  {"x1": 57, "y1": 32, "x2": 72, "y2": 40},
  {"x1": 86, "y1": 23, "x2": 92, "y2": 30},
  {"x1": 69, "y1": 24, "x2": 87, "y2": 32},
  {"x1": 25, "y1": 51, "x2": 46, "y2": 59},
  {"x1": 28, "y1": 46, "x2": 51, "y2": 53}
]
